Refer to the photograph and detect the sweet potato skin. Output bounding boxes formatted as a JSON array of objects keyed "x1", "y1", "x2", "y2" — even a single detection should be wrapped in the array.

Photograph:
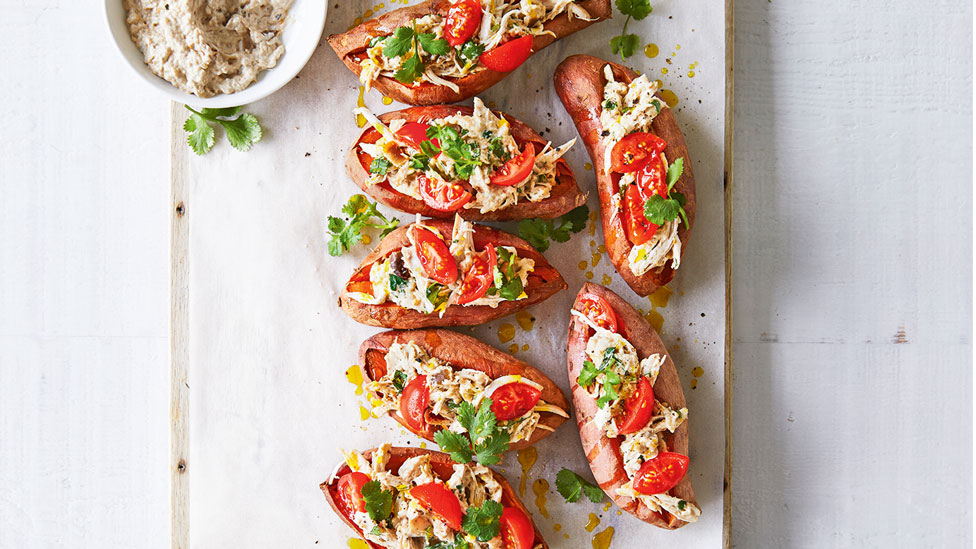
[
  {"x1": 347, "y1": 105, "x2": 586, "y2": 221},
  {"x1": 554, "y1": 55, "x2": 696, "y2": 297},
  {"x1": 359, "y1": 329, "x2": 569, "y2": 448},
  {"x1": 321, "y1": 446, "x2": 548, "y2": 548},
  {"x1": 328, "y1": 1, "x2": 613, "y2": 105},
  {"x1": 338, "y1": 220, "x2": 567, "y2": 328},
  {"x1": 566, "y1": 282, "x2": 698, "y2": 529}
]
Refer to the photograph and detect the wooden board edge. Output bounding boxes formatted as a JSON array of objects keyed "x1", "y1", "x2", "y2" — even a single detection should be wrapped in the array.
[
  {"x1": 170, "y1": 101, "x2": 190, "y2": 549},
  {"x1": 722, "y1": 0, "x2": 735, "y2": 547}
]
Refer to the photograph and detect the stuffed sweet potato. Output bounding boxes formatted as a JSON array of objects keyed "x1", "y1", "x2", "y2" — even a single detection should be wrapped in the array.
[
  {"x1": 339, "y1": 216, "x2": 566, "y2": 328},
  {"x1": 567, "y1": 282, "x2": 700, "y2": 528},
  {"x1": 350, "y1": 100, "x2": 585, "y2": 221},
  {"x1": 328, "y1": 0, "x2": 612, "y2": 106},
  {"x1": 322, "y1": 445, "x2": 547, "y2": 548},
  {"x1": 555, "y1": 55, "x2": 696, "y2": 296}
]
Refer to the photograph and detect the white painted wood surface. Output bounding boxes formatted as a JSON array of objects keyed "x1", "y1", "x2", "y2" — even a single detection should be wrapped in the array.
[{"x1": 0, "y1": 1, "x2": 970, "y2": 548}]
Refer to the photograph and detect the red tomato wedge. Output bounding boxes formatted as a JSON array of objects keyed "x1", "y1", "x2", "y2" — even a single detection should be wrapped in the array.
[
  {"x1": 411, "y1": 225, "x2": 459, "y2": 284},
  {"x1": 623, "y1": 153, "x2": 668, "y2": 246},
  {"x1": 500, "y1": 506, "x2": 535, "y2": 549},
  {"x1": 337, "y1": 471, "x2": 370, "y2": 515},
  {"x1": 610, "y1": 132, "x2": 668, "y2": 173},
  {"x1": 578, "y1": 293, "x2": 618, "y2": 332},
  {"x1": 490, "y1": 142, "x2": 536, "y2": 186},
  {"x1": 490, "y1": 382, "x2": 542, "y2": 421},
  {"x1": 616, "y1": 376, "x2": 655, "y2": 435},
  {"x1": 419, "y1": 174, "x2": 473, "y2": 213},
  {"x1": 395, "y1": 122, "x2": 438, "y2": 149},
  {"x1": 400, "y1": 375, "x2": 430, "y2": 433},
  {"x1": 444, "y1": 0, "x2": 482, "y2": 46},
  {"x1": 633, "y1": 452, "x2": 690, "y2": 495},
  {"x1": 636, "y1": 151, "x2": 668, "y2": 197},
  {"x1": 409, "y1": 482, "x2": 464, "y2": 530},
  {"x1": 480, "y1": 35, "x2": 534, "y2": 72},
  {"x1": 456, "y1": 245, "x2": 497, "y2": 305}
]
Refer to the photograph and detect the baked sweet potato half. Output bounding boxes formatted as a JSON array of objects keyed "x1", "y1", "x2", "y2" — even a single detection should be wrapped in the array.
[
  {"x1": 555, "y1": 55, "x2": 696, "y2": 296},
  {"x1": 567, "y1": 282, "x2": 700, "y2": 528},
  {"x1": 359, "y1": 329, "x2": 570, "y2": 449},
  {"x1": 328, "y1": 0, "x2": 612, "y2": 106},
  {"x1": 349, "y1": 102, "x2": 585, "y2": 221},
  {"x1": 322, "y1": 445, "x2": 547, "y2": 548},
  {"x1": 338, "y1": 217, "x2": 566, "y2": 328}
]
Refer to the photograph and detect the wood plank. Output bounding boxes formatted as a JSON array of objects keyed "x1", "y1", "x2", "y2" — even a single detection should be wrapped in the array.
[{"x1": 723, "y1": 0, "x2": 735, "y2": 547}]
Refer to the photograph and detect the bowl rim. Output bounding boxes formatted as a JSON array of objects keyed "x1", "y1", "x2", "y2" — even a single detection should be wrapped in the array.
[{"x1": 103, "y1": 0, "x2": 327, "y2": 108}]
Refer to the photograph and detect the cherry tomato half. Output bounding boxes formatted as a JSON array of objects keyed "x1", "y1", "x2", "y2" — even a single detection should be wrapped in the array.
[
  {"x1": 490, "y1": 142, "x2": 536, "y2": 186},
  {"x1": 410, "y1": 482, "x2": 464, "y2": 530},
  {"x1": 400, "y1": 375, "x2": 430, "y2": 433},
  {"x1": 395, "y1": 122, "x2": 438, "y2": 150},
  {"x1": 578, "y1": 293, "x2": 618, "y2": 332},
  {"x1": 623, "y1": 184, "x2": 659, "y2": 247},
  {"x1": 480, "y1": 35, "x2": 534, "y2": 72},
  {"x1": 500, "y1": 506, "x2": 535, "y2": 549},
  {"x1": 444, "y1": 0, "x2": 482, "y2": 46},
  {"x1": 419, "y1": 174, "x2": 473, "y2": 213},
  {"x1": 633, "y1": 452, "x2": 690, "y2": 495},
  {"x1": 610, "y1": 132, "x2": 668, "y2": 173},
  {"x1": 337, "y1": 471, "x2": 370, "y2": 515},
  {"x1": 490, "y1": 382, "x2": 542, "y2": 421},
  {"x1": 456, "y1": 245, "x2": 497, "y2": 305},
  {"x1": 616, "y1": 376, "x2": 655, "y2": 435},
  {"x1": 411, "y1": 225, "x2": 459, "y2": 284}
]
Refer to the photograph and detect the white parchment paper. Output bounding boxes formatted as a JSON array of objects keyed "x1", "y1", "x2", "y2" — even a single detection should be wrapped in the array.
[{"x1": 180, "y1": 1, "x2": 725, "y2": 547}]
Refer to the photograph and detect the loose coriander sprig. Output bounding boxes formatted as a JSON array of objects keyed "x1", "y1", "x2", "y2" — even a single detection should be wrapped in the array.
[
  {"x1": 183, "y1": 105, "x2": 263, "y2": 155},
  {"x1": 433, "y1": 398, "x2": 510, "y2": 465},
  {"x1": 461, "y1": 500, "x2": 503, "y2": 542},
  {"x1": 555, "y1": 468, "x2": 605, "y2": 503},
  {"x1": 360, "y1": 480, "x2": 394, "y2": 523},
  {"x1": 518, "y1": 205, "x2": 589, "y2": 253},
  {"x1": 643, "y1": 157, "x2": 690, "y2": 229},
  {"x1": 327, "y1": 195, "x2": 400, "y2": 257},
  {"x1": 610, "y1": 0, "x2": 653, "y2": 61}
]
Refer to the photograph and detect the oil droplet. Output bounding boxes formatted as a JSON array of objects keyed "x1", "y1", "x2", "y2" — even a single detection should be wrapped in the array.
[
  {"x1": 654, "y1": 79, "x2": 664, "y2": 89},
  {"x1": 382, "y1": 96, "x2": 393, "y2": 105},
  {"x1": 348, "y1": 538, "x2": 370, "y2": 549},
  {"x1": 532, "y1": 479, "x2": 550, "y2": 518},
  {"x1": 498, "y1": 323, "x2": 516, "y2": 343},
  {"x1": 353, "y1": 16, "x2": 364, "y2": 26},
  {"x1": 660, "y1": 67, "x2": 669, "y2": 75},
  {"x1": 521, "y1": 344, "x2": 529, "y2": 351},
  {"x1": 584, "y1": 162, "x2": 593, "y2": 171},
  {"x1": 649, "y1": 286, "x2": 672, "y2": 308},
  {"x1": 660, "y1": 89, "x2": 680, "y2": 108},
  {"x1": 644, "y1": 43, "x2": 659, "y2": 58},
  {"x1": 358, "y1": 405, "x2": 371, "y2": 421},
  {"x1": 420, "y1": 441, "x2": 427, "y2": 449},
  {"x1": 362, "y1": 234, "x2": 371, "y2": 245},
  {"x1": 592, "y1": 526, "x2": 615, "y2": 549},
  {"x1": 591, "y1": 252, "x2": 601, "y2": 267},
  {"x1": 554, "y1": 523, "x2": 562, "y2": 532},
  {"x1": 516, "y1": 310, "x2": 535, "y2": 331},
  {"x1": 693, "y1": 367, "x2": 704, "y2": 377},
  {"x1": 645, "y1": 309, "x2": 664, "y2": 332},
  {"x1": 564, "y1": 534, "x2": 570, "y2": 539},
  {"x1": 588, "y1": 211, "x2": 598, "y2": 235},
  {"x1": 690, "y1": 378, "x2": 698, "y2": 389},
  {"x1": 597, "y1": 245, "x2": 606, "y2": 253},
  {"x1": 509, "y1": 343, "x2": 519, "y2": 354},
  {"x1": 601, "y1": 274, "x2": 612, "y2": 286},
  {"x1": 584, "y1": 513, "x2": 600, "y2": 532},
  {"x1": 585, "y1": 271, "x2": 594, "y2": 280},
  {"x1": 355, "y1": 87, "x2": 367, "y2": 127},
  {"x1": 363, "y1": 9, "x2": 373, "y2": 18},
  {"x1": 603, "y1": 501, "x2": 612, "y2": 512},
  {"x1": 676, "y1": 44, "x2": 681, "y2": 50},
  {"x1": 688, "y1": 70, "x2": 696, "y2": 78},
  {"x1": 346, "y1": 365, "x2": 364, "y2": 396},
  {"x1": 517, "y1": 447, "x2": 538, "y2": 497},
  {"x1": 578, "y1": 261, "x2": 588, "y2": 270}
]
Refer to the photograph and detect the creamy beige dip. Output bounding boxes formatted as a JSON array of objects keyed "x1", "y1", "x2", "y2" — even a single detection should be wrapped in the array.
[{"x1": 124, "y1": 0, "x2": 293, "y2": 98}]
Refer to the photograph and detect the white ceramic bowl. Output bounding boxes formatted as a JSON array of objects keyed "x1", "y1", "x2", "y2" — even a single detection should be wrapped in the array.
[{"x1": 104, "y1": 0, "x2": 327, "y2": 108}]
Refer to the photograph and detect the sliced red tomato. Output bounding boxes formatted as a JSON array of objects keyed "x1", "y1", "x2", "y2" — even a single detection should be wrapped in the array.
[
  {"x1": 400, "y1": 375, "x2": 430, "y2": 433},
  {"x1": 636, "y1": 151, "x2": 668, "y2": 197},
  {"x1": 490, "y1": 382, "x2": 542, "y2": 421},
  {"x1": 480, "y1": 35, "x2": 534, "y2": 72},
  {"x1": 610, "y1": 132, "x2": 668, "y2": 173},
  {"x1": 411, "y1": 225, "x2": 458, "y2": 284},
  {"x1": 616, "y1": 376, "x2": 655, "y2": 435},
  {"x1": 445, "y1": 0, "x2": 482, "y2": 46},
  {"x1": 500, "y1": 506, "x2": 535, "y2": 549},
  {"x1": 633, "y1": 452, "x2": 690, "y2": 495},
  {"x1": 346, "y1": 266, "x2": 374, "y2": 296},
  {"x1": 337, "y1": 471, "x2": 370, "y2": 515},
  {"x1": 490, "y1": 142, "x2": 536, "y2": 186},
  {"x1": 395, "y1": 122, "x2": 438, "y2": 149},
  {"x1": 419, "y1": 174, "x2": 473, "y2": 213},
  {"x1": 456, "y1": 245, "x2": 497, "y2": 305},
  {"x1": 409, "y1": 482, "x2": 464, "y2": 530},
  {"x1": 578, "y1": 293, "x2": 618, "y2": 332},
  {"x1": 623, "y1": 184, "x2": 659, "y2": 246}
]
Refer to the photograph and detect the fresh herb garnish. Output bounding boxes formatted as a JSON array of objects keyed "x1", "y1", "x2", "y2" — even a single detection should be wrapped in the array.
[
  {"x1": 183, "y1": 105, "x2": 263, "y2": 155},
  {"x1": 370, "y1": 156, "x2": 392, "y2": 175},
  {"x1": 426, "y1": 283, "x2": 450, "y2": 310},
  {"x1": 610, "y1": 0, "x2": 653, "y2": 61},
  {"x1": 327, "y1": 195, "x2": 400, "y2": 257},
  {"x1": 389, "y1": 274, "x2": 408, "y2": 291},
  {"x1": 360, "y1": 480, "x2": 394, "y2": 523},
  {"x1": 458, "y1": 40, "x2": 486, "y2": 64},
  {"x1": 428, "y1": 533, "x2": 471, "y2": 549},
  {"x1": 383, "y1": 24, "x2": 449, "y2": 84},
  {"x1": 517, "y1": 205, "x2": 589, "y2": 252},
  {"x1": 643, "y1": 157, "x2": 689, "y2": 229},
  {"x1": 391, "y1": 370, "x2": 407, "y2": 394},
  {"x1": 409, "y1": 153, "x2": 431, "y2": 171},
  {"x1": 555, "y1": 468, "x2": 605, "y2": 503},
  {"x1": 603, "y1": 99, "x2": 618, "y2": 111},
  {"x1": 493, "y1": 247, "x2": 524, "y2": 301},
  {"x1": 433, "y1": 398, "x2": 510, "y2": 465},
  {"x1": 461, "y1": 499, "x2": 503, "y2": 541},
  {"x1": 425, "y1": 124, "x2": 482, "y2": 179},
  {"x1": 578, "y1": 349, "x2": 625, "y2": 409},
  {"x1": 677, "y1": 499, "x2": 688, "y2": 511}
]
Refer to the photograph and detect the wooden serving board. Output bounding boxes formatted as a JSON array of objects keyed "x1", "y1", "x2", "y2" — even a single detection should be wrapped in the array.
[{"x1": 170, "y1": 1, "x2": 733, "y2": 547}]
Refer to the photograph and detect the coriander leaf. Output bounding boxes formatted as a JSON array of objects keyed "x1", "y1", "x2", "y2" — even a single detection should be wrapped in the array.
[
  {"x1": 578, "y1": 360, "x2": 600, "y2": 387},
  {"x1": 518, "y1": 219, "x2": 554, "y2": 252},
  {"x1": 433, "y1": 429, "x2": 474, "y2": 464},
  {"x1": 461, "y1": 500, "x2": 503, "y2": 542},
  {"x1": 473, "y1": 431, "x2": 510, "y2": 465},
  {"x1": 561, "y1": 205, "x2": 590, "y2": 233},
  {"x1": 611, "y1": 33, "x2": 642, "y2": 60},
  {"x1": 184, "y1": 113, "x2": 215, "y2": 155},
  {"x1": 383, "y1": 26, "x2": 414, "y2": 58},
  {"x1": 343, "y1": 194, "x2": 369, "y2": 217},
  {"x1": 582, "y1": 481, "x2": 606, "y2": 503},
  {"x1": 220, "y1": 113, "x2": 263, "y2": 152},
  {"x1": 556, "y1": 469, "x2": 605, "y2": 503},
  {"x1": 667, "y1": 157, "x2": 684, "y2": 190},
  {"x1": 409, "y1": 153, "x2": 431, "y2": 171},
  {"x1": 360, "y1": 480, "x2": 393, "y2": 522},
  {"x1": 498, "y1": 277, "x2": 523, "y2": 301},
  {"x1": 370, "y1": 156, "x2": 393, "y2": 175},
  {"x1": 417, "y1": 32, "x2": 449, "y2": 56},
  {"x1": 616, "y1": 0, "x2": 653, "y2": 19},
  {"x1": 200, "y1": 106, "x2": 242, "y2": 118},
  {"x1": 394, "y1": 54, "x2": 425, "y2": 84},
  {"x1": 389, "y1": 274, "x2": 408, "y2": 291},
  {"x1": 327, "y1": 216, "x2": 346, "y2": 235},
  {"x1": 678, "y1": 499, "x2": 688, "y2": 511},
  {"x1": 428, "y1": 534, "x2": 470, "y2": 549},
  {"x1": 459, "y1": 40, "x2": 486, "y2": 63},
  {"x1": 518, "y1": 205, "x2": 589, "y2": 252},
  {"x1": 644, "y1": 195, "x2": 683, "y2": 225},
  {"x1": 603, "y1": 100, "x2": 618, "y2": 111},
  {"x1": 391, "y1": 370, "x2": 407, "y2": 393},
  {"x1": 328, "y1": 195, "x2": 400, "y2": 256},
  {"x1": 469, "y1": 398, "x2": 497, "y2": 442}
]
